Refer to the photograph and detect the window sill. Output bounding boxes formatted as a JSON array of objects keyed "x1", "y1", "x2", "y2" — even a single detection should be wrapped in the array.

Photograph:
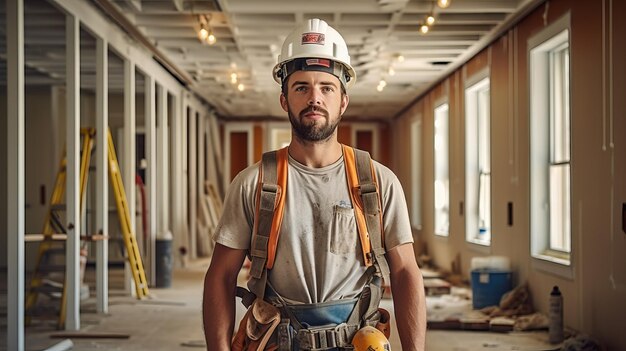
[
  {"x1": 531, "y1": 254, "x2": 574, "y2": 280},
  {"x1": 466, "y1": 239, "x2": 491, "y2": 254}
]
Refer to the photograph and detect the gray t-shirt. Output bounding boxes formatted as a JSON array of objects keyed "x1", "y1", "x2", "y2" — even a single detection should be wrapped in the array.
[{"x1": 213, "y1": 153, "x2": 413, "y2": 304}]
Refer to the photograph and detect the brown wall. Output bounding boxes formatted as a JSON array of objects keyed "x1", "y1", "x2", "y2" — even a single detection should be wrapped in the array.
[
  {"x1": 253, "y1": 124, "x2": 263, "y2": 163},
  {"x1": 393, "y1": 1, "x2": 626, "y2": 348},
  {"x1": 224, "y1": 121, "x2": 393, "y2": 168}
]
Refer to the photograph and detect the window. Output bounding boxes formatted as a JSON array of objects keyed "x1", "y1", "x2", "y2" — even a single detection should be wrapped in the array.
[
  {"x1": 434, "y1": 103, "x2": 449, "y2": 236},
  {"x1": 411, "y1": 119, "x2": 422, "y2": 229},
  {"x1": 529, "y1": 14, "x2": 572, "y2": 271},
  {"x1": 465, "y1": 77, "x2": 491, "y2": 245},
  {"x1": 549, "y1": 43, "x2": 571, "y2": 253}
]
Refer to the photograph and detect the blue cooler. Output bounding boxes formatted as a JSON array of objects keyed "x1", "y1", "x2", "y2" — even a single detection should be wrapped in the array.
[{"x1": 471, "y1": 269, "x2": 512, "y2": 309}]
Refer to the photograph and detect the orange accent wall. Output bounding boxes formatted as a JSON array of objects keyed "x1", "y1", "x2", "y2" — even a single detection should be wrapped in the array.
[
  {"x1": 253, "y1": 124, "x2": 263, "y2": 162},
  {"x1": 337, "y1": 125, "x2": 351, "y2": 145},
  {"x1": 229, "y1": 132, "x2": 248, "y2": 181},
  {"x1": 379, "y1": 123, "x2": 391, "y2": 167}
]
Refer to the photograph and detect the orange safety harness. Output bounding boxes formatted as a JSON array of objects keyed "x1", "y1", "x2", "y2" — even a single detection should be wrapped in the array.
[
  {"x1": 235, "y1": 145, "x2": 391, "y2": 350},
  {"x1": 246, "y1": 144, "x2": 390, "y2": 300}
]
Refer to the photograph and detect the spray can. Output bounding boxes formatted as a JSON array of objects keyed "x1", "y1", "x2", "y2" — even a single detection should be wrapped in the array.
[{"x1": 549, "y1": 286, "x2": 564, "y2": 344}]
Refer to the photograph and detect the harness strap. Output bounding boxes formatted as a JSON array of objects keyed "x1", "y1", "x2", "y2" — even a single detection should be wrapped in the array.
[
  {"x1": 342, "y1": 146, "x2": 373, "y2": 266},
  {"x1": 249, "y1": 148, "x2": 288, "y2": 299},
  {"x1": 354, "y1": 149, "x2": 391, "y2": 283},
  {"x1": 297, "y1": 323, "x2": 359, "y2": 349}
]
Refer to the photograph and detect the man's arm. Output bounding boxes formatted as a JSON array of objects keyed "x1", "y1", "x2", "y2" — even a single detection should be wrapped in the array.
[
  {"x1": 203, "y1": 243, "x2": 247, "y2": 349},
  {"x1": 386, "y1": 243, "x2": 426, "y2": 351}
]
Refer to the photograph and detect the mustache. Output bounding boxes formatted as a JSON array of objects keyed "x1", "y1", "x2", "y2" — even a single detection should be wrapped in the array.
[{"x1": 299, "y1": 105, "x2": 328, "y2": 118}]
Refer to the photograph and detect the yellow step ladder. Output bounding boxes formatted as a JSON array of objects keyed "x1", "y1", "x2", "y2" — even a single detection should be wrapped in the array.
[
  {"x1": 107, "y1": 128, "x2": 150, "y2": 299},
  {"x1": 25, "y1": 128, "x2": 150, "y2": 329}
]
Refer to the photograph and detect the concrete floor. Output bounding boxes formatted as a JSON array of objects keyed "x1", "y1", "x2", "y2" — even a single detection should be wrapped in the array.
[{"x1": 1, "y1": 259, "x2": 559, "y2": 351}]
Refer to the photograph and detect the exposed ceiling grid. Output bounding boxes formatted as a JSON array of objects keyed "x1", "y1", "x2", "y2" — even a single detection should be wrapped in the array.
[{"x1": 0, "y1": 0, "x2": 526, "y2": 120}]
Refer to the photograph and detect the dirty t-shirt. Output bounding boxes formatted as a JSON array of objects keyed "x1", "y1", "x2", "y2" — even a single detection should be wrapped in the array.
[{"x1": 213, "y1": 153, "x2": 413, "y2": 304}]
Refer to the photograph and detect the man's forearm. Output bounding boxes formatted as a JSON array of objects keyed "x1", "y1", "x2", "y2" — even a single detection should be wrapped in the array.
[
  {"x1": 391, "y1": 267, "x2": 427, "y2": 351},
  {"x1": 203, "y1": 268, "x2": 237, "y2": 349}
]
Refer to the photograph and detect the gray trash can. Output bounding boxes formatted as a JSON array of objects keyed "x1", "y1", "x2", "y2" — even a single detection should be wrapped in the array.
[{"x1": 155, "y1": 236, "x2": 173, "y2": 288}]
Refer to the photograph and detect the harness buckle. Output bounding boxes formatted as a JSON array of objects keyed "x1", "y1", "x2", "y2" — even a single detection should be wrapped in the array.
[
  {"x1": 277, "y1": 318, "x2": 292, "y2": 351},
  {"x1": 358, "y1": 182, "x2": 377, "y2": 195}
]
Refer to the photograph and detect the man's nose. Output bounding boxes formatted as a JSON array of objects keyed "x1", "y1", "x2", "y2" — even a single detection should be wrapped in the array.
[{"x1": 307, "y1": 89, "x2": 322, "y2": 105}]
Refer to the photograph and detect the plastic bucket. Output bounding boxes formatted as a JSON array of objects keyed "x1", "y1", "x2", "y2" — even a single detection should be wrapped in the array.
[
  {"x1": 471, "y1": 269, "x2": 512, "y2": 309},
  {"x1": 155, "y1": 239, "x2": 173, "y2": 288}
]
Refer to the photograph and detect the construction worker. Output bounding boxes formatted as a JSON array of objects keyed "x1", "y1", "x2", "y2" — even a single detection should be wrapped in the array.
[{"x1": 203, "y1": 18, "x2": 426, "y2": 350}]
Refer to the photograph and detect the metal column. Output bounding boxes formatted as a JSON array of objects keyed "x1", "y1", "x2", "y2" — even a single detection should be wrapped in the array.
[
  {"x1": 156, "y1": 85, "x2": 169, "y2": 235},
  {"x1": 144, "y1": 75, "x2": 156, "y2": 285},
  {"x1": 6, "y1": 0, "x2": 25, "y2": 348},
  {"x1": 95, "y1": 37, "x2": 109, "y2": 314},
  {"x1": 123, "y1": 60, "x2": 136, "y2": 295},
  {"x1": 188, "y1": 109, "x2": 197, "y2": 259},
  {"x1": 65, "y1": 13, "x2": 81, "y2": 331}
]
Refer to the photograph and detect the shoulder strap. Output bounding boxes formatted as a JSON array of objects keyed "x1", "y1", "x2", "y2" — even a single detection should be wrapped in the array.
[
  {"x1": 249, "y1": 145, "x2": 390, "y2": 299},
  {"x1": 342, "y1": 145, "x2": 390, "y2": 283},
  {"x1": 249, "y1": 147, "x2": 288, "y2": 299}
]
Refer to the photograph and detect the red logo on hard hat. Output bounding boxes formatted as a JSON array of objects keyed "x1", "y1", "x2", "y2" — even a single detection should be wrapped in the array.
[
  {"x1": 302, "y1": 33, "x2": 325, "y2": 45},
  {"x1": 305, "y1": 59, "x2": 330, "y2": 67}
]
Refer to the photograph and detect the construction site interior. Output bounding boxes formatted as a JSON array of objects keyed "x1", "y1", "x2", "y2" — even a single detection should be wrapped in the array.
[{"x1": 1, "y1": 0, "x2": 626, "y2": 350}]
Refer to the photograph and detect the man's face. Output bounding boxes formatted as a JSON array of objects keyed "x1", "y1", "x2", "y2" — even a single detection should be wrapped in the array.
[{"x1": 280, "y1": 70, "x2": 349, "y2": 143}]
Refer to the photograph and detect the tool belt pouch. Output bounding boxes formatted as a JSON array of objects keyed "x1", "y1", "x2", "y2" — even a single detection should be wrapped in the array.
[
  {"x1": 232, "y1": 298, "x2": 281, "y2": 351},
  {"x1": 362, "y1": 307, "x2": 391, "y2": 339},
  {"x1": 374, "y1": 308, "x2": 391, "y2": 339}
]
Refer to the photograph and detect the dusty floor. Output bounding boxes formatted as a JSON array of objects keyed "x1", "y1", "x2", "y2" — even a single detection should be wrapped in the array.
[{"x1": 1, "y1": 259, "x2": 559, "y2": 350}]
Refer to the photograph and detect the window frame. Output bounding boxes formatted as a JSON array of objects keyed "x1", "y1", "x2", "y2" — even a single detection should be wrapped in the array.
[
  {"x1": 433, "y1": 102, "x2": 450, "y2": 237},
  {"x1": 464, "y1": 72, "x2": 492, "y2": 247},
  {"x1": 411, "y1": 118, "x2": 423, "y2": 230},
  {"x1": 528, "y1": 13, "x2": 574, "y2": 278}
]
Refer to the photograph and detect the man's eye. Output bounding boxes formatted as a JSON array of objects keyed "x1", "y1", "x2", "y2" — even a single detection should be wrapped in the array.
[
  {"x1": 294, "y1": 86, "x2": 306, "y2": 92},
  {"x1": 322, "y1": 86, "x2": 334, "y2": 93}
]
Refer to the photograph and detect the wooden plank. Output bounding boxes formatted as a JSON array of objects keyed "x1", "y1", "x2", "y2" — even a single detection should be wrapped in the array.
[
  {"x1": 50, "y1": 332, "x2": 130, "y2": 339},
  {"x1": 24, "y1": 234, "x2": 109, "y2": 242}
]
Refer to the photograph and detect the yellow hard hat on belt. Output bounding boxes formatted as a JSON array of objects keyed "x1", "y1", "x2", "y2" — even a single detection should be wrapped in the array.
[{"x1": 351, "y1": 326, "x2": 392, "y2": 351}]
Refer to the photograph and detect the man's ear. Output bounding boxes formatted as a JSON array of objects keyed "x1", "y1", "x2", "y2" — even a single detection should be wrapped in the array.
[
  {"x1": 280, "y1": 93, "x2": 288, "y2": 112},
  {"x1": 340, "y1": 94, "x2": 349, "y2": 115}
]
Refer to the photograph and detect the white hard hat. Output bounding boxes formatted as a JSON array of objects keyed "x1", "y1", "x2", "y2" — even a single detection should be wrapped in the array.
[{"x1": 273, "y1": 18, "x2": 356, "y2": 89}]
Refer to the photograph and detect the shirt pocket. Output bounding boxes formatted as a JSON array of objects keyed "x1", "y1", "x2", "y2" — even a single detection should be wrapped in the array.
[{"x1": 330, "y1": 205, "x2": 358, "y2": 255}]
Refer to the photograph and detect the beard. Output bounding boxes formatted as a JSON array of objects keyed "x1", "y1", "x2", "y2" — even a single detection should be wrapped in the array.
[{"x1": 288, "y1": 105, "x2": 342, "y2": 142}]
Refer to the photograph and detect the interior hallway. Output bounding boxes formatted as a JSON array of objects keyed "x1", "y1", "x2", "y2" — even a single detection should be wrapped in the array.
[{"x1": 6, "y1": 258, "x2": 559, "y2": 351}]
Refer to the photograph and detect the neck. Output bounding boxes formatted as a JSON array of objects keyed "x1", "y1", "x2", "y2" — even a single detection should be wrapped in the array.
[{"x1": 288, "y1": 135, "x2": 342, "y2": 168}]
